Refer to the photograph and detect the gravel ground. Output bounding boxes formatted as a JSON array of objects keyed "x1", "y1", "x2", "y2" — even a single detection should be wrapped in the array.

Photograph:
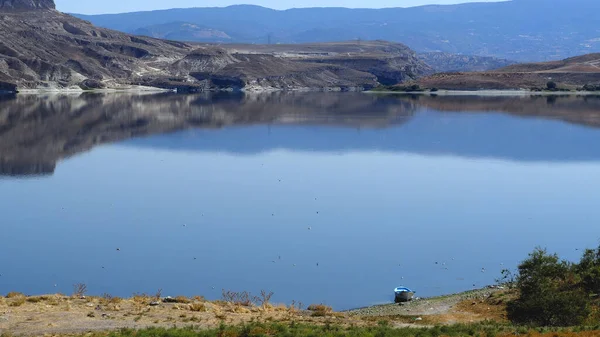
[{"x1": 346, "y1": 288, "x2": 502, "y2": 317}]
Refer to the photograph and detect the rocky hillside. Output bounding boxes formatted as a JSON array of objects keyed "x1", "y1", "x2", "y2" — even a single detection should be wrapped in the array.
[
  {"x1": 218, "y1": 41, "x2": 431, "y2": 86},
  {"x1": 0, "y1": 4, "x2": 192, "y2": 90},
  {"x1": 169, "y1": 49, "x2": 377, "y2": 91},
  {"x1": 0, "y1": 0, "x2": 54, "y2": 10},
  {"x1": 417, "y1": 54, "x2": 600, "y2": 90},
  {"x1": 0, "y1": 1, "x2": 428, "y2": 91},
  {"x1": 418, "y1": 52, "x2": 516, "y2": 73}
]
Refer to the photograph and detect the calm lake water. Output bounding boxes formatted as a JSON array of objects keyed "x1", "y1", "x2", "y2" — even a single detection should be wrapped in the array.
[{"x1": 1, "y1": 92, "x2": 600, "y2": 310}]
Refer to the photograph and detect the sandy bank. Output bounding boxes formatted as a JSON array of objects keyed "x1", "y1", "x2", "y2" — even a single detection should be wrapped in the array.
[{"x1": 0, "y1": 288, "x2": 510, "y2": 335}]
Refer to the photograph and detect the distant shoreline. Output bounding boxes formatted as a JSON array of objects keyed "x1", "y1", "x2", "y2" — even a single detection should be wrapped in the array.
[
  {"x1": 15, "y1": 86, "x2": 175, "y2": 95},
  {"x1": 366, "y1": 89, "x2": 600, "y2": 96},
  {"x1": 9, "y1": 88, "x2": 600, "y2": 96}
]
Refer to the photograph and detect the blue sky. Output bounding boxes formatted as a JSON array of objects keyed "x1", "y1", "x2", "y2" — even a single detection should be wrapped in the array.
[{"x1": 56, "y1": 0, "x2": 503, "y2": 14}]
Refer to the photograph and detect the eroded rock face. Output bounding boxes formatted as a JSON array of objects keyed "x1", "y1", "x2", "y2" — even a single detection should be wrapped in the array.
[
  {"x1": 0, "y1": 0, "x2": 55, "y2": 10},
  {"x1": 0, "y1": 1, "x2": 424, "y2": 91}
]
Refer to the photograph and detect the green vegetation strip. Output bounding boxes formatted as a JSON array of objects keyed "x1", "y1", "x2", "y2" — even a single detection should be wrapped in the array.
[{"x1": 13, "y1": 322, "x2": 599, "y2": 337}]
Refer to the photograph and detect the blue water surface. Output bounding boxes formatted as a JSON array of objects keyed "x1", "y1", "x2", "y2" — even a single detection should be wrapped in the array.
[{"x1": 1, "y1": 93, "x2": 599, "y2": 310}]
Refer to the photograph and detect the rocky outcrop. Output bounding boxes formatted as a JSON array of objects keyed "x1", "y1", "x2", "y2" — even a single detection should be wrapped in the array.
[
  {"x1": 266, "y1": 41, "x2": 431, "y2": 85},
  {"x1": 170, "y1": 48, "x2": 378, "y2": 91},
  {"x1": 0, "y1": 5, "x2": 192, "y2": 89},
  {"x1": 0, "y1": 1, "x2": 426, "y2": 90},
  {"x1": 418, "y1": 52, "x2": 517, "y2": 73},
  {"x1": 417, "y1": 53, "x2": 600, "y2": 90},
  {"x1": 0, "y1": 0, "x2": 54, "y2": 10}
]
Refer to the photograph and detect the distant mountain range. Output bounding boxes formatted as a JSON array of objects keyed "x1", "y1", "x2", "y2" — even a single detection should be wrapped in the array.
[
  {"x1": 133, "y1": 22, "x2": 232, "y2": 42},
  {"x1": 73, "y1": 0, "x2": 600, "y2": 62}
]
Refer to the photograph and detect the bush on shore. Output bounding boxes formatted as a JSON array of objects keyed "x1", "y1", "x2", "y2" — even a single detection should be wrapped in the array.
[
  {"x1": 507, "y1": 246, "x2": 600, "y2": 327},
  {"x1": 580, "y1": 83, "x2": 600, "y2": 91},
  {"x1": 372, "y1": 84, "x2": 426, "y2": 92}
]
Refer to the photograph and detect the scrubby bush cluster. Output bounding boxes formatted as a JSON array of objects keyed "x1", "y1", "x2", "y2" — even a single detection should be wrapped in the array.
[
  {"x1": 580, "y1": 83, "x2": 600, "y2": 91},
  {"x1": 507, "y1": 246, "x2": 600, "y2": 326},
  {"x1": 221, "y1": 290, "x2": 274, "y2": 307},
  {"x1": 530, "y1": 81, "x2": 573, "y2": 92},
  {"x1": 373, "y1": 84, "x2": 426, "y2": 92}
]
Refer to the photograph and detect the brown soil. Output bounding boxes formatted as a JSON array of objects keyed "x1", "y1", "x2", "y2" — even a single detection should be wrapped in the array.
[
  {"x1": 417, "y1": 53, "x2": 600, "y2": 90},
  {"x1": 0, "y1": 289, "x2": 515, "y2": 336},
  {"x1": 0, "y1": 294, "x2": 361, "y2": 336},
  {"x1": 348, "y1": 288, "x2": 510, "y2": 325}
]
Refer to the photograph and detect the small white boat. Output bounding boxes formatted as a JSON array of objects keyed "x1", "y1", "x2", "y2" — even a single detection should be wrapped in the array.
[{"x1": 394, "y1": 286, "x2": 415, "y2": 303}]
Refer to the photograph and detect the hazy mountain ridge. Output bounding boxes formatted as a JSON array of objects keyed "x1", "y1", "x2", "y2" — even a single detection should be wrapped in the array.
[
  {"x1": 73, "y1": 0, "x2": 600, "y2": 62},
  {"x1": 133, "y1": 22, "x2": 232, "y2": 42}
]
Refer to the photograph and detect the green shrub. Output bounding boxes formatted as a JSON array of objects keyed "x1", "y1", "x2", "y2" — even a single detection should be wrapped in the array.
[
  {"x1": 576, "y1": 246, "x2": 600, "y2": 294},
  {"x1": 582, "y1": 83, "x2": 600, "y2": 91},
  {"x1": 507, "y1": 248, "x2": 591, "y2": 326}
]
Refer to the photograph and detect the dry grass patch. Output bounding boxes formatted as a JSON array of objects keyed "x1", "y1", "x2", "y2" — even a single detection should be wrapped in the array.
[
  {"x1": 132, "y1": 293, "x2": 152, "y2": 305},
  {"x1": 6, "y1": 292, "x2": 24, "y2": 298},
  {"x1": 189, "y1": 302, "x2": 207, "y2": 312},
  {"x1": 26, "y1": 296, "x2": 44, "y2": 303},
  {"x1": 8, "y1": 295, "x2": 26, "y2": 307},
  {"x1": 45, "y1": 294, "x2": 64, "y2": 306},
  {"x1": 174, "y1": 296, "x2": 191, "y2": 304},
  {"x1": 272, "y1": 304, "x2": 289, "y2": 312},
  {"x1": 308, "y1": 304, "x2": 333, "y2": 317},
  {"x1": 99, "y1": 293, "x2": 123, "y2": 310}
]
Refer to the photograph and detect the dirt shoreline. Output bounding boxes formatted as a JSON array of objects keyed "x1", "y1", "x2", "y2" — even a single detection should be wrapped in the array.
[
  {"x1": 367, "y1": 89, "x2": 600, "y2": 96},
  {"x1": 12, "y1": 88, "x2": 600, "y2": 96},
  {"x1": 0, "y1": 288, "x2": 510, "y2": 336}
]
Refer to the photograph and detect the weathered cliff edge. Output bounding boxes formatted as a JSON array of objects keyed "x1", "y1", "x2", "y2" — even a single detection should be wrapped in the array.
[{"x1": 0, "y1": 1, "x2": 430, "y2": 92}]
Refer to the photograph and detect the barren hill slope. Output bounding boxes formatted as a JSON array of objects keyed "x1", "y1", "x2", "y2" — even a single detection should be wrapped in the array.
[
  {"x1": 417, "y1": 54, "x2": 600, "y2": 90},
  {"x1": 0, "y1": 1, "x2": 429, "y2": 91},
  {"x1": 0, "y1": 4, "x2": 192, "y2": 90}
]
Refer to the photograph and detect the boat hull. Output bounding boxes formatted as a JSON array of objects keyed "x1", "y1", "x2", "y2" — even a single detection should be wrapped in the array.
[{"x1": 394, "y1": 291, "x2": 414, "y2": 303}]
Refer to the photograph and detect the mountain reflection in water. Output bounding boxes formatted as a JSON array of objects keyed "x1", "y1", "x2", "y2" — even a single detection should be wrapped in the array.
[{"x1": 1, "y1": 92, "x2": 600, "y2": 177}]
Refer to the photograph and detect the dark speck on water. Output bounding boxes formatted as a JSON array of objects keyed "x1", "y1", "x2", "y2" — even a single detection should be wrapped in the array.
[{"x1": 1, "y1": 92, "x2": 600, "y2": 310}]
